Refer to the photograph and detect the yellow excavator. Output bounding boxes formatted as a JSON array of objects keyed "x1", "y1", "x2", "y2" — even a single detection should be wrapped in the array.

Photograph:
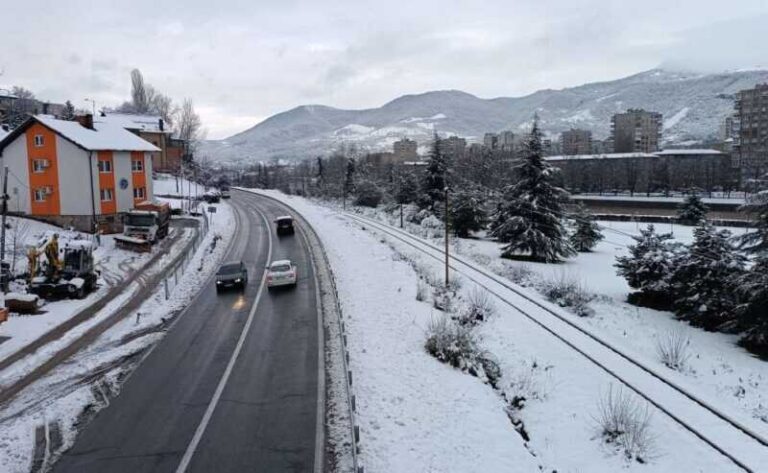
[{"x1": 27, "y1": 232, "x2": 97, "y2": 299}]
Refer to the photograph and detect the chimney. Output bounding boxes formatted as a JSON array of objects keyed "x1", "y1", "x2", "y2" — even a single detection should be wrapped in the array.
[
  {"x1": 159, "y1": 118, "x2": 164, "y2": 132},
  {"x1": 75, "y1": 114, "x2": 95, "y2": 130}
]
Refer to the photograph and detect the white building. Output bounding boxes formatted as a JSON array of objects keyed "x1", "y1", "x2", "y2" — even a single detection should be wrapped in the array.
[{"x1": 0, "y1": 115, "x2": 159, "y2": 232}]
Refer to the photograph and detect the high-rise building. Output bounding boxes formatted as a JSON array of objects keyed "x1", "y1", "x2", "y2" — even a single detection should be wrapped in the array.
[
  {"x1": 611, "y1": 109, "x2": 663, "y2": 153},
  {"x1": 393, "y1": 137, "x2": 419, "y2": 161},
  {"x1": 439, "y1": 136, "x2": 467, "y2": 161},
  {"x1": 483, "y1": 132, "x2": 499, "y2": 149},
  {"x1": 734, "y1": 83, "x2": 768, "y2": 180},
  {"x1": 560, "y1": 128, "x2": 592, "y2": 155},
  {"x1": 498, "y1": 131, "x2": 515, "y2": 152}
]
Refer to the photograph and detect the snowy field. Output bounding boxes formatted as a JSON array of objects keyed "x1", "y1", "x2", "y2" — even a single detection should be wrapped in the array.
[
  {"x1": 251, "y1": 190, "x2": 753, "y2": 473},
  {"x1": 0, "y1": 217, "x2": 156, "y2": 362},
  {"x1": 153, "y1": 172, "x2": 206, "y2": 198},
  {"x1": 0, "y1": 200, "x2": 236, "y2": 473},
  {"x1": 358, "y1": 205, "x2": 768, "y2": 435}
]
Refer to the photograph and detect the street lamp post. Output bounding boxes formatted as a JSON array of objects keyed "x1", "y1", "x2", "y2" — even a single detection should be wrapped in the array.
[{"x1": 84, "y1": 98, "x2": 96, "y2": 116}]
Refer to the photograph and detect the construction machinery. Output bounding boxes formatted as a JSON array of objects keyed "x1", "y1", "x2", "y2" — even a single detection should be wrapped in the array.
[
  {"x1": 28, "y1": 231, "x2": 98, "y2": 299},
  {"x1": 115, "y1": 201, "x2": 171, "y2": 252}
]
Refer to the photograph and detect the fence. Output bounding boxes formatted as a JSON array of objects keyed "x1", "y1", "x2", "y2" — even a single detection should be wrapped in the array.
[{"x1": 161, "y1": 211, "x2": 210, "y2": 300}]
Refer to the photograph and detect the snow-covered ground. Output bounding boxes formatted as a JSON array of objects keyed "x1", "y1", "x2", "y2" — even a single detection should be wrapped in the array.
[
  {"x1": 0, "y1": 200, "x2": 236, "y2": 473},
  {"x1": 0, "y1": 218, "x2": 155, "y2": 362},
  {"x1": 153, "y1": 172, "x2": 206, "y2": 198},
  {"x1": 358, "y1": 205, "x2": 768, "y2": 434},
  {"x1": 250, "y1": 190, "x2": 752, "y2": 473}
]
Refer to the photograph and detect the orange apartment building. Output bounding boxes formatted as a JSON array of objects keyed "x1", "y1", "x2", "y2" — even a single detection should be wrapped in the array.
[
  {"x1": 94, "y1": 112, "x2": 183, "y2": 173},
  {"x1": 0, "y1": 115, "x2": 159, "y2": 232}
]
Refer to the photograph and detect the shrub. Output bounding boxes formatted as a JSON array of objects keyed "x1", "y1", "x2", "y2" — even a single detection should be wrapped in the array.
[
  {"x1": 595, "y1": 385, "x2": 655, "y2": 463},
  {"x1": 539, "y1": 273, "x2": 595, "y2": 317},
  {"x1": 499, "y1": 263, "x2": 534, "y2": 285},
  {"x1": 425, "y1": 315, "x2": 480, "y2": 370},
  {"x1": 655, "y1": 330, "x2": 691, "y2": 371},
  {"x1": 457, "y1": 287, "x2": 496, "y2": 325},
  {"x1": 353, "y1": 180, "x2": 383, "y2": 207},
  {"x1": 415, "y1": 279, "x2": 428, "y2": 302}
]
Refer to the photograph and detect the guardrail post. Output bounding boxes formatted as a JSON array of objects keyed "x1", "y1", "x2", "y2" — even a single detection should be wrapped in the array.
[{"x1": 164, "y1": 278, "x2": 170, "y2": 300}]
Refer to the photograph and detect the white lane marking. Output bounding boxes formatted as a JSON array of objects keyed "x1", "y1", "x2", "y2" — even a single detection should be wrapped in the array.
[{"x1": 174, "y1": 206, "x2": 273, "y2": 473}]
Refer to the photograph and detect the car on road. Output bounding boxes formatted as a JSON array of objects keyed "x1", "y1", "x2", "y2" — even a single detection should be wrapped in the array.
[
  {"x1": 221, "y1": 188, "x2": 231, "y2": 199},
  {"x1": 266, "y1": 260, "x2": 298, "y2": 289},
  {"x1": 275, "y1": 216, "x2": 295, "y2": 236},
  {"x1": 216, "y1": 261, "x2": 248, "y2": 292}
]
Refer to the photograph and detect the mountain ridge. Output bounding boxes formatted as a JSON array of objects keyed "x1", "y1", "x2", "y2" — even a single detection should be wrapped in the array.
[{"x1": 201, "y1": 68, "x2": 768, "y2": 164}]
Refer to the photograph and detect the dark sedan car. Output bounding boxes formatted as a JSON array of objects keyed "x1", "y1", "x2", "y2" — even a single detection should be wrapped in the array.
[{"x1": 216, "y1": 261, "x2": 248, "y2": 292}]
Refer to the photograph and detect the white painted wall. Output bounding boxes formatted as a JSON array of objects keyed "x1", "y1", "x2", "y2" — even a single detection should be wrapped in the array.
[
  {"x1": 1, "y1": 135, "x2": 31, "y2": 214},
  {"x1": 113, "y1": 151, "x2": 133, "y2": 212},
  {"x1": 145, "y1": 152, "x2": 154, "y2": 200},
  {"x1": 56, "y1": 136, "x2": 96, "y2": 216}
]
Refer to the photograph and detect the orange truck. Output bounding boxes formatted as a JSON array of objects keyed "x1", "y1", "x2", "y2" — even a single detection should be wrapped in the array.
[{"x1": 115, "y1": 201, "x2": 171, "y2": 252}]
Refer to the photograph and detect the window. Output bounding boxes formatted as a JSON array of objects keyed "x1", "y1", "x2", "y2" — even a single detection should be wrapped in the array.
[
  {"x1": 34, "y1": 188, "x2": 47, "y2": 202},
  {"x1": 100, "y1": 188, "x2": 114, "y2": 202},
  {"x1": 132, "y1": 159, "x2": 144, "y2": 172},
  {"x1": 98, "y1": 160, "x2": 112, "y2": 173},
  {"x1": 34, "y1": 135, "x2": 44, "y2": 147},
  {"x1": 133, "y1": 187, "x2": 146, "y2": 199},
  {"x1": 32, "y1": 159, "x2": 48, "y2": 173}
]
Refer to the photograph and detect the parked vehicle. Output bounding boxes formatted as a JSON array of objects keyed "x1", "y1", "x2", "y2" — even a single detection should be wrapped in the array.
[
  {"x1": 115, "y1": 201, "x2": 171, "y2": 252},
  {"x1": 216, "y1": 261, "x2": 248, "y2": 292},
  {"x1": 28, "y1": 232, "x2": 98, "y2": 299},
  {"x1": 221, "y1": 187, "x2": 231, "y2": 199},
  {"x1": 275, "y1": 216, "x2": 295, "y2": 236},
  {"x1": 266, "y1": 259, "x2": 298, "y2": 289},
  {"x1": 203, "y1": 190, "x2": 221, "y2": 203}
]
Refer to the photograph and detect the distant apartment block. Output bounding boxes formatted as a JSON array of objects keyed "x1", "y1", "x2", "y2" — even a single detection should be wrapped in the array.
[
  {"x1": 611, "y1": 109, "x2": 663, "y2": 153},
  {"x1": 560, "y1": 128, "x2": 592, "y2": 155},
  {"x1": 483, "y1": 132, "x2": 498, "y2": 149},
  {"x1": 498, "y1": 131, "x2": 515, "y2": 152},
  {"x1": 439, "y1": 135, "x2": 467, "y2": 160},
  {"x1": 733, "y1": 83, "x2": 768, "y2": 180},
  {"x1": 393, "y1": 137, "x2": 418, "y2": 161}
]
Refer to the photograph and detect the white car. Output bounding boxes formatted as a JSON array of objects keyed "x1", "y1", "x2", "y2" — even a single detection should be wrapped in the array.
[{"x1": 266, "y1": 260, "x2": 298, "y2": 288}]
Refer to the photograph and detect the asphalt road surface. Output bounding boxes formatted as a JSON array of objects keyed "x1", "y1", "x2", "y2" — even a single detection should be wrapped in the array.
[{"x1": 52, "y1": 192, "x2": 322, "y2": 473}]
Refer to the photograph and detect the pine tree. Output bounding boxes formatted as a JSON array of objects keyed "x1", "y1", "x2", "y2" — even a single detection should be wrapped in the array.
[
  {"x1": 677, "y1": 193, "x2": 708, "y2": 224},
  {"x1": 670, "y1": 223, "x2": 746, "y2": 330},
  {"x1": 449, "y1": 188, "x2": 487, "y2": 238},
  {"x1": 344, "y1": 157, "x2": 356, "y2": 199},
  {"x1": 739, "y1": 190, "x2": 768, "y2": 254},
  {"x1": 569, "y1": 203, "x2": 604, "y2": 252},
  {"x1": 354, "y1": 180, "x2": 383, "y2": 207},
  {"x1": 420, "y1": 132, "x2": 449, "y2": 211},
  {"x1": 736, "y1": 256, "x2": 768, "y2": 356},
  {"x1": 394, "y1": 171, "x2": 419, "y2": 205},
  {"x1": 489, "y1": 118, "x2": 575, "y2": 262},
  {"x1": 615, "y1": 224, "x2": 681, "y2": 308},
  {"x1": 61, "y1": 100, "x2": 76, "y2": 120}
]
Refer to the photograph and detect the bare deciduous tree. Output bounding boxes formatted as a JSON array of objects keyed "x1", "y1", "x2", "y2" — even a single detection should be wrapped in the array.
[{"x1": 175, "y1": 98, "x2": 203, "y2": 155}]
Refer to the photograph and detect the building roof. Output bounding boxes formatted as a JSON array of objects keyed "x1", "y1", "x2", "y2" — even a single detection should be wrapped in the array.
[
  {"x1": 545, "y1": 152, "x2": 657, "y2": 161},
  {"x1": 95, "y1": 112, "x2": 169, "y2": 134},
  {"x1": 654, "y1": 149, "x2": 723, "y2": 156},
  {"x1": 0, "y1": 115, "x2": 160, "y2": 153}
]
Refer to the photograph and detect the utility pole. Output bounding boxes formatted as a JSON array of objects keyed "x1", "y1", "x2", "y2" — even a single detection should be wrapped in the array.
[
  {"x1": 444, "y1": 186, "x2": 449, "y2": 287},
  {"x1": 0, "y1": 166, "x2": 8, "y2": 292}
]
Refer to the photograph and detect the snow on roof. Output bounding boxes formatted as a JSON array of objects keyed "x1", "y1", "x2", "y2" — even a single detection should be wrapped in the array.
[
  {"x1": 546, "y1": 152, "x2": 656, "y2": 161},
  {"x1": 35, "y1": 115, "x2": 160, "y2": 152},
  {"x1": 270, "y1": 259, "x2": 292, "y2": 267},
  {"x1": 96, "y1": 113, "x2": 168, "y2": 134},
  {"x1": 655, "y1": 149, "x2": 723, "y2": 155}
]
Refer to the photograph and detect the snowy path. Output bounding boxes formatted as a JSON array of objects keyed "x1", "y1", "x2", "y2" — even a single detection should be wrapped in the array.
[{"x1": 344, "y1": 211, "x2": 768, "y2": 473}]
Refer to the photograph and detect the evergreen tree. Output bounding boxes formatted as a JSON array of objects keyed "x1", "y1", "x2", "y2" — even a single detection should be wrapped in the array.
[
  {"x1": 736, "y1": 256, "x2": 768, "y2": 356},
  {"x1": 354, "y1": 180, "x2": 383, "y2": 207},
  {"x1": 420, "y1": 132, "x2": 449, "y2": 211},
  {"x1": 670, "y1": 223, "x2": 746, "y2": 330},
  {"x1": 615, "y1": 224, "x2": 681, "y2": 308},
  {"x1": 394, "y1": 171, "x2": 419, "y2": 205},
  {"x1": 489, "y1": 118, "x2": 575, "y2": 262},
  {"x1": 343, "y1": 157, "x2": 356, "y2": 199},
  {"x1": 449, "y1": 188, "x2": 487, "y2": 238},
  {"x1": 677, "y1": 193, "x2": 708, "y2": 224},
  {"x1": 569, "y1": 203, "x2": 604, "y2": 252},
  {"x1": 739, "y1": 190, "x2": 768, "y2": 254}
]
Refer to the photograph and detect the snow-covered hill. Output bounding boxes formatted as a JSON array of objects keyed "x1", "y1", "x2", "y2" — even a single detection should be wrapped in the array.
[{"x1": 201, "y1": 68, "x2": 768, "y2": 164}]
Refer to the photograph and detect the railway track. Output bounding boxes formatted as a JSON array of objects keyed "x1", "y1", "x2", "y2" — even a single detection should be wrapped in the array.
[{"x1": 343, "y1": 211, "x2": 768, "y2": 473}]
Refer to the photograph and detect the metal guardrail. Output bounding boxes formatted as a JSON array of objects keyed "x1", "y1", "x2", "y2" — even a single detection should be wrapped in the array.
[{"x1": 162, "y1": 212, "x2": 210, "y2": 300}]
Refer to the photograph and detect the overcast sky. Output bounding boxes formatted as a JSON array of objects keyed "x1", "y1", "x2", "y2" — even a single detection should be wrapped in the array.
[{"x1": 1, "y1": 0, "x2": 767, "y2": 139}]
